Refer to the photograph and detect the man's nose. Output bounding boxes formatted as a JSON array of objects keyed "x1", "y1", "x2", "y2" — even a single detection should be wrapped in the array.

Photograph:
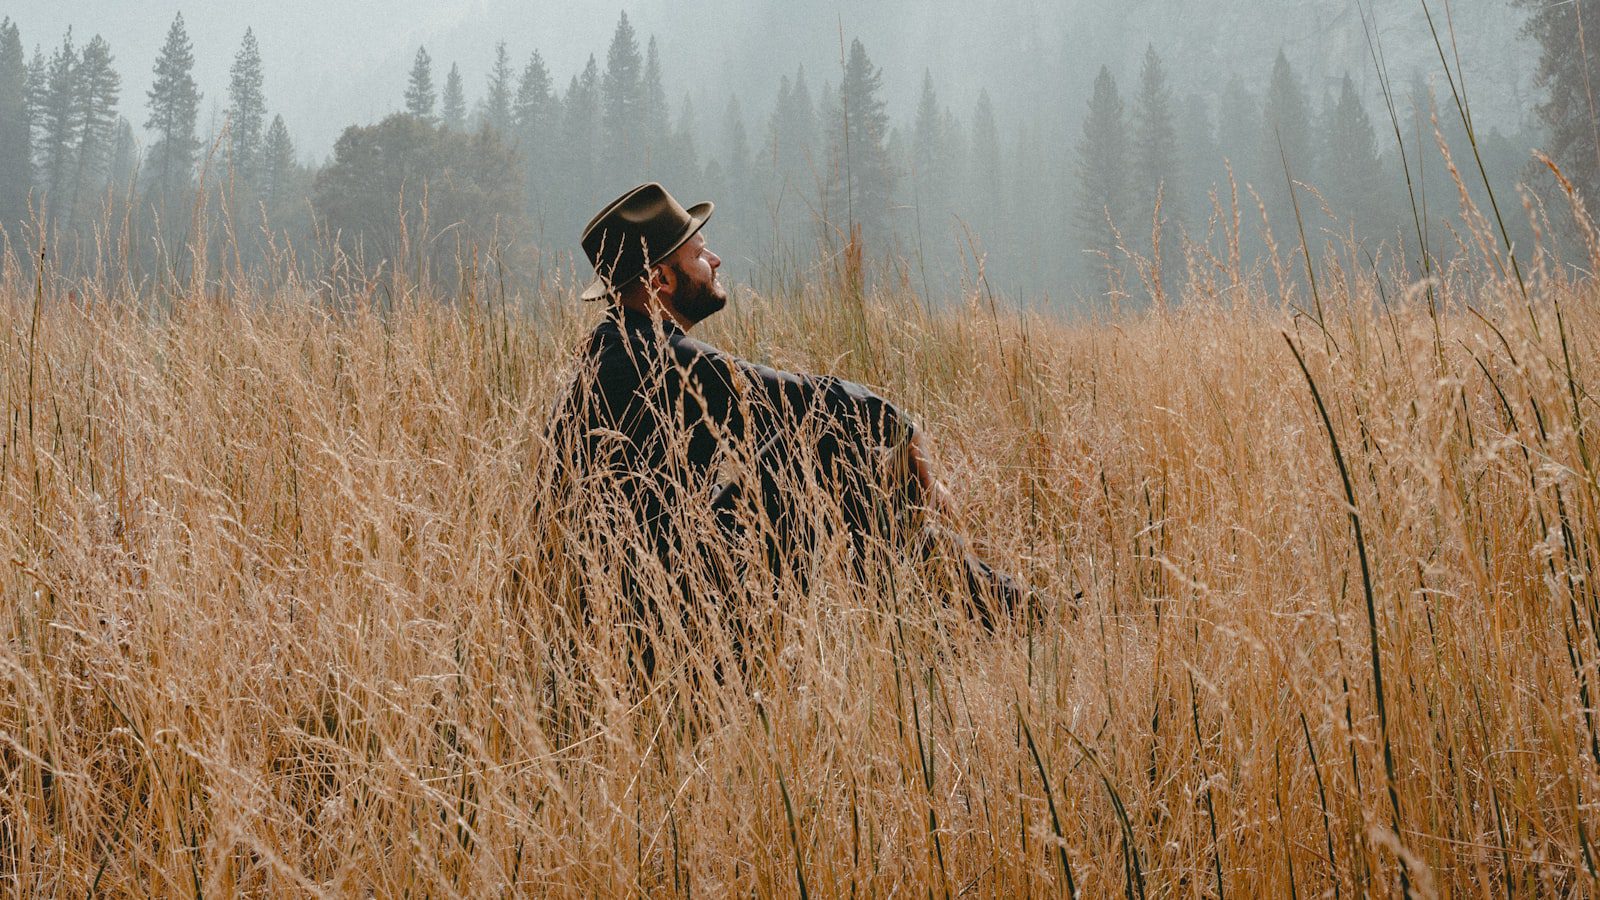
[{"x1": 707, "y1": 249, "x2": 721, "y2": 269}]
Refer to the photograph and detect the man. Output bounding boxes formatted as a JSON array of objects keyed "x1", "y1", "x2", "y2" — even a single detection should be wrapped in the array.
[{"x1": 550, "y1": 183, "x2": 1024, "y2": 670}]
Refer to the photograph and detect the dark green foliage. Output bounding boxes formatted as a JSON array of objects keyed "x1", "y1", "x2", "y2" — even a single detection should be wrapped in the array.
[
  {"x1": 441, "y1": 62, "x2": 466, "y2": 132},
  {"x1": 1132, "y1": 45, "x2": 1180, "y2": 277},
  {"x1": 641, "y1": 37, "x2": 670, "y2": 174},
  {"x1": 910, "y1": 70, "x2": 951, "y2": 231},
  {"x1": 257, "y1": 113, "x2": 309, "y2": 239},
  {"x1": 669, "y1": 94, "x2": 702, "y2": 200},
  {"x1": 313, "y1": 113, "x2": 523, "y2": 275},
  {"x1": 0, "y1": 12, "x2": 1546, "y2": 304},
  {"x1": 1263, "y1": 51, "x2": 1313, "y2": 172},
  {"x1": 765, "y1": 66, "x2": 817, "y2": 192},
  {"x1": 259, "y1": 113, "x2": 295, "y2": 210},
  {"x1": 1259, "y1": 50, "x2": 1314, "y2": 234},
  {"x1": 405, "y1": 47, "x2": 436, "y2": 124},
  {"x1": 514, "y1": 50, "x2": 555, "y2": 217},
  {"x1": 1133, "y1": 46, "x2": 1179, "y2": 233},
  {"x1": 227, "y1": 28, "x2": 265, "y2": 186},
  {"x1": 1322, "y1": 74, "x2": 1386, "y2": 233},
  {"x1": 557, "y1": 55, "x2": 600, "y2": 223},
  {"x1": 107, "y1": 116, "x2": 136, "y2": 190},
  {"x1": 513, "y1": 51, "x2": 555, "y2": 135},
  {"x1": 1516, "y1": 0, "x2": 1600, "y2": 200},
  {"x1": 0, "y1": 19, "x2": 33, "y2": 235},
  {"x1": 601, "y1": 12, "x2": 644, "y2": 179},
  {"x1": 826, "y1": 39, "x2": 895, "y2": 239},
  {"x1": 68, "y1": 34, "x2": 119, "y2": 226},
  {"x1": 1074, "y1": 65, "x2": 1130, "y2": 270},
  {"x1": 145, "y1": 13, "x2": 200, "y2": 206},
  {"x1": 482, "y1": 41, "x2": 513, "y2": 136},
  {"x1": 37, "y1": 29, "x2": 78, "y2": 209}
]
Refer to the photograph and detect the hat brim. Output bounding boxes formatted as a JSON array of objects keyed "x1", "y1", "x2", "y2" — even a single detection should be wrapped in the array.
[{"x1": 580, "y1": 201, "x2": 715, "y2": 301}]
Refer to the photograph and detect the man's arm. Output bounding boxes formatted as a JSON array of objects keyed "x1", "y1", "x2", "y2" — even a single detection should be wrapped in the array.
[
  {"x1": 672, "y1": 334, "x2": 911, "y2": 446},
  {"x1": 906, "y1": 428, "x2": 955, "y2": 517}
]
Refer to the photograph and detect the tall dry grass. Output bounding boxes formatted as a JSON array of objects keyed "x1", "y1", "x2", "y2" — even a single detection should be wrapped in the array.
[{"x1": 2, "y1": 176, "x2": 1600, "y2": 898}]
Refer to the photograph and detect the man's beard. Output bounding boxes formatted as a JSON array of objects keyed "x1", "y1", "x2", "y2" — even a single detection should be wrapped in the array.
[{"x1": 670, "y1": 265, "x2": 727, "y2": 325}]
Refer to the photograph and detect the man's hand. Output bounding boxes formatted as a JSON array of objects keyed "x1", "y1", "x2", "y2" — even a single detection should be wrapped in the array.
[{"x1": 906, "y1": 429, "x2": 955, "y2": 518}]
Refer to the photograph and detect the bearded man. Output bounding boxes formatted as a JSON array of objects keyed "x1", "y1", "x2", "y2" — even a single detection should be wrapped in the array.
[{"x1": 550, "y1": 183, "x2": 1027, "y2": 672}]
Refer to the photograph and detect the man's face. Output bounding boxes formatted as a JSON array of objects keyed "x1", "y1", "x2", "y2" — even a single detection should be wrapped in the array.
[{"x1": 665, "y1": 232, "x2": 725, "y2": 325}]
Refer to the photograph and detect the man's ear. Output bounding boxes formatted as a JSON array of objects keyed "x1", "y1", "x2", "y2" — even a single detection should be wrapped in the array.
[{"x1": 649, "y1": 261, "x2": 676, "y2": 297}]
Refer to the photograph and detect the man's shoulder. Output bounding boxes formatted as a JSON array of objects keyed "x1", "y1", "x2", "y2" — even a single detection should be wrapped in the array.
[
  {"x1": 583, "y1": 316, "x2": 652, "y2": 367},
  {"x1": 664, "y1": 331, "x2": 728, "y2": 364}
]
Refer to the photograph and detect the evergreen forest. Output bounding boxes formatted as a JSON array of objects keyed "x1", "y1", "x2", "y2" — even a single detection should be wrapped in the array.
[{"x1": 0, "y1": 7, "x2": 1586, "y2": 308}]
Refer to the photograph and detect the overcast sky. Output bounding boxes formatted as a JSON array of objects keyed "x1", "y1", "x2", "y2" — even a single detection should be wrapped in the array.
[
  {"x1": 9, "y1": 1, "x2": 1534, "y2": 164},
  {"x1": 9, "y1": 1, "x2": 1018, "y2": 156}
]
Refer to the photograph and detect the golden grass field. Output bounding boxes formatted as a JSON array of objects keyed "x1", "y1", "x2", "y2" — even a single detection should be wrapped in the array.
[{"x1": 3, "y1": 199, "x2": 1600, "y2": 897}]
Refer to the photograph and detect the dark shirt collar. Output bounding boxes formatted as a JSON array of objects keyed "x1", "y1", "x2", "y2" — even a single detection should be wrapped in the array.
[{"x1": 610, "y1": 303, "x2": 685, "y2": 340}]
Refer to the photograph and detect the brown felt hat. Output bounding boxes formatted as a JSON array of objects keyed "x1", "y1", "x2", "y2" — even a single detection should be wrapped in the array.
[{"x1": 579, "y1": 183, "x2": 714, "y2": 301}]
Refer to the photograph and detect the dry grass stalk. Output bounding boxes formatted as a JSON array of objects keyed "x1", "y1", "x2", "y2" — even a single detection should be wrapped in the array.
[{"x1": 0, "y1": 177, "x2": 1598, "y2": 897}]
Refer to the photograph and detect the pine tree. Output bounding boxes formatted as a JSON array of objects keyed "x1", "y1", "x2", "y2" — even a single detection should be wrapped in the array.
[
  {"x1": 816, "y1": 78, "x2": 838, "y2": 219},
  {"x1": 1265, "y1": 52, "x2": 1313, "y2": 168},
  {"x1": 766, "y1": 66, "x2": 817, "y2": 192},
  {"x1": 514, "y1": 51, "x2": 554, "y2": 216},
  {"x1": 259, "y1": 113, "x2": 294, "y2": 210},
  {"x1": 558, "y1": 55, "x2": 600, "y2": 218},
  {"x1": 68, "y1": 34, "x2": 118, "y2": 225},
  {"x1": 826, "y1": 39, "x2": 894, "y2": 238},
  {"x1": 1322, "y1": 73, "x2": 1385, "y2": 233},
  {"x1": 481, "y1": 41, "x2": 513, "y2": 135},
  {"x1": 227, "y1": 28, "x2": 266, "y2": 186},
  {"x1": 145, "y1": 13, "x2": 200, "y2": 204},
  {"x1": 641, "y1": 37, "x2": 670, "y2": 172},
  {"x1": 513, "y1": 52, "x2": 553, "y2": 142},
  {"x1": 25, "y1": 44, "x2": 44, "y2": 119},
  {"x1": 911, "y1": 70, "x2": 948, "y2": 226},
  {"x1": 0, "y1": 18, "x2": 33, "y2": 232},
  {"x1": 441, "y1": 62, "x2": 465, "y2": 131},
  {"x1": 1132, "y1": 45, "x2": 1179, "y2": 236},
  {"x1": 1516, "y1": 0, "x2": 1600, "y2": 200},
  {"x1": 1074, "y1": 65, "x2": 1130, "y2": 272},
  {"x1": 671, "y1": 93, "x2": 700, "y2": 196},
  {"x1": 941, "y1": 106, "x2": 965, "y2": 203},
  {"x1": 108, "y1": 116, "x2": 136, "y2": 191},
  {"x1": 37, "y1": 29, "x2": 78, "y2": 208},
  {"x1": 601, "y1": 12, "x2": 643, "y2": 176},
  {"x1": 765, "y1": 73, "x2": 793, "y2": 176},
  {"x1": 1260, "y1": 50, "x2": 1314, "y2": 230},
  {"x1": 405, "y1": 47, "x2": 435, "y2": 123}
]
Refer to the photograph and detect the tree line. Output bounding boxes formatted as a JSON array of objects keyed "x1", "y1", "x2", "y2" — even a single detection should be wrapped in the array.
[
  {"x1": 0, "y1": 15, "x2": 312, "y2": 276},
  {"x1": 0, "y1": 9, "x2": 1585, "y2": 305}
]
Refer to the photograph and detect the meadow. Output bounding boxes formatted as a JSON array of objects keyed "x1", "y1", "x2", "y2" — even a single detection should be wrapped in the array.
[{"x1": 2, "y1": 179, "x2": 1599, "y2": 897}]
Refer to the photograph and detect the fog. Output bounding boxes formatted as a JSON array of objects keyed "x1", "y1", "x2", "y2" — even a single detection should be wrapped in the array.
[
  {"x1": 9, "y1": 0, "x2": 1536, "y2": 158},
  {"x1": 0, "y1": 0, "x2": 1566, "y2": 306}
]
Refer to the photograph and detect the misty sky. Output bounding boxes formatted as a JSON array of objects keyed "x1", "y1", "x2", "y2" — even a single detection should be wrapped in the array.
[
  {"x1": 10, "y1": 1, "x2": 1535, "y2": 164},
  {"x1": 13, "y1": 0, "x2": 1009, "y2": 156}
]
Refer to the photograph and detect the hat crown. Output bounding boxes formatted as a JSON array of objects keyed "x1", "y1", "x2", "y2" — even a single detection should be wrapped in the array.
[{"x1": 580, "y1": 183, "x2": 711, "y2": 300}]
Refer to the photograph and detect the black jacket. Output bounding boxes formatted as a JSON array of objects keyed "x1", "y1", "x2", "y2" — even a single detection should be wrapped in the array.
[{"x1": 550, "y1": 306, "x2": 914, "y2": 581}]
